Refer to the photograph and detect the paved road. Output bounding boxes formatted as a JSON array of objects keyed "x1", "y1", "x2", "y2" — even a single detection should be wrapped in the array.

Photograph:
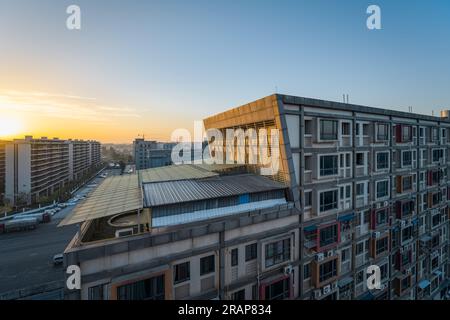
[{"x1": 0, "y1": 170, "x2": 117, "y2": 297}]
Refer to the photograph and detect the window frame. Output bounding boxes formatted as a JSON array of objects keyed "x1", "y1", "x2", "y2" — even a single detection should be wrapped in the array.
[{"x1": 319, "y1": 119, "x2": 338, "y2": 141}]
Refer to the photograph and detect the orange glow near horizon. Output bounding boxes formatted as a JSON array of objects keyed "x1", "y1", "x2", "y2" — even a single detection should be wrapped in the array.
[{"x1": 0, "y1": 90, "x2": 196, "y2": 144}]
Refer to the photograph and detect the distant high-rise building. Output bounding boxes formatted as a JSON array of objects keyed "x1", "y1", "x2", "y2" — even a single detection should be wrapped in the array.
[
  {"x1": 133, "y1": 138, "x2": 175, "y2": 170},
  {"x1": 4, "y1": 136, "x2": 101, "y2": 205},
  {"x1": 68, "y1": 139, "x2": 101, "y2": 181}
]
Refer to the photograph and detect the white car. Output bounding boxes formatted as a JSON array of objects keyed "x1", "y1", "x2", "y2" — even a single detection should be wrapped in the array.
[{"x1": 53, "y1": 254, "x2": 64, "y2": 266}]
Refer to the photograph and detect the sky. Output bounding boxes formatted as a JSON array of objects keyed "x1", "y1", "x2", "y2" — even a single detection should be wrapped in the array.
[{"x1": 1, "y1": 0, "x2": 450, "y2": 143}]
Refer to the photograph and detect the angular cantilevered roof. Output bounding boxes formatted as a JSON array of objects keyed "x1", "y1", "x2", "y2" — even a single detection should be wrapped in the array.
[
  {"x1": 59, "y1": 174, "x2": 143, "y2": 226},
  {"x1": 143, "y1": 174, "x2": 286, "y2": 207}
]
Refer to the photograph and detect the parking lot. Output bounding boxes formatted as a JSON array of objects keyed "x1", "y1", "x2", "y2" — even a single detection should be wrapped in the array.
[{"x1": 0, "y1": 168, "x2": 120, "y2": 298}]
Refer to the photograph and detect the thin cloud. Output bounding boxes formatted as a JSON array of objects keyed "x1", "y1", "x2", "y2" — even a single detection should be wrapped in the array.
[{"x1": 0, "y1": 90, "x2": 141, "y2": 123}]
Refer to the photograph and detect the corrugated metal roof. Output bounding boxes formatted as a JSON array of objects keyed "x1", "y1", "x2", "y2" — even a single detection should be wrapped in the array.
[
  {"x1": 139, "y1": 164, "x2": 218, "y2": 183},
  {"x1": 143, "y1": 174, "x2": 286, "y2": 207},
  {"x1": 59, "y1": 174, "x2": 143, "y2": 226}
]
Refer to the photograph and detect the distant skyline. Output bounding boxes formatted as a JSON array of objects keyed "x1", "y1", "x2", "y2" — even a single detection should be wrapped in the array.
[{"x1": 1, "y1": 0, "x2": 450, "y2": 143}]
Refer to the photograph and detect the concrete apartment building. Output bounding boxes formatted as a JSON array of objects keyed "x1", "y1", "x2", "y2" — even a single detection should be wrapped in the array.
[
  {"x1": 133, "y1": 138, "x2": 175, "y2": 170},
  {"x1": 205, "y1": 94, "x2": 450, "y2": 300},
  {"x1": 0, "y1": 140, "x2": 7, "y2": 204},
  {"x1": 61, "y1": 94, "x2": 450, "y2": 300},
  {"x1": 4, "y1": 136, "x2": 102, "y2": 205},
  {"x1": 68, "y1": 140, "x2": 101, "y2": 181}
]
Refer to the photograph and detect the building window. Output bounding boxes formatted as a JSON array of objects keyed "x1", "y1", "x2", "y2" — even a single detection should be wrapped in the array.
[
  {"x1": 341, "y1": 248, "x2": 350, "y2": 262},
  {"x1": 362, "y1": 124, "x2": 369, "y2": 135},
  {"x1": 174, "y1": 262, "x2": 190, "y2": 284},
  {"x1": 245, "y1": 243, "x2": 257, "y2": 262},
  {"x1": 356, "y1": 183, "x2": 365, "y2": 196},
  {"x1": 231, "y1": 248, "x2": 239, "y2": 267},
  {"x1": 319, "y1": 190, "x2": 338, "y2": 212},
  {"x1": 356, "y1": 153, "x2": 365, "y2": 166},
  {"x1": 319, "y1": 224, "x2": 339, "y2": 248},
  {"x1": 402, "y1": 175, "x2": 413, "y2": 192},
  {"x1": 432, "y1": 213, "x2": 441, "y2": 228},
  {"x1": 431, "y1": 256, "x2": 439, "y2": 270},
  {"x1": 232, "y1": 289, "x2": 246, "y2": 300},
  {"x1": 375, "y1": 237, "x2": 389, "y2": 255},
  {"x1": 401, "y1": 201, "x2": 414, "y2": 216},
  {"x1": 341, "y1": 122, "x2": 350, "y2": 135},
  {"x1": 432, "y1": 149, "x2": 444, "y2": 163},
  {"x1": 319, "y1": 259, "x2": 338, "y2": 283},
  {"x1": 380, "y1": 264, "x2": 388, "y2": 280},
  {"x1": 304, "y1": 120, "x2": 312, "y2": 135},
  {"x1": 376, "y1": 152, "x2": 389, "y2": 170},
  {"x1": 401, "y1": 125, "x2": 412, "y2": 142},
  {"x1": 264, "y1": 278, "x2": 290, "y2": 300},
  {"x1": 402, "y1": 151, "x2": 412, "y2": 167},
  {"x1": 401, "y1": 226, "x2": 413, "y2": 242},
  {"x1": 320, "y1": 119, "x2": 338, "y2": 140},
  {"x1": 200, "y1": 255, "x2": 215, "y2": 276},
  {"x1": 375, "y1": 208, "x2": 388, "y2": 226},
  {"x1": 252, "y1": 284, "x2": 258, "y2": 300},
  {"x1": 303, "y1": 263, "x2": 311, "y2": 279},
  {"x1": 376, "y1": 123, "x2": 389, "y2": 141},
  {"x1": 356, "y1": 270, "x2": 364, "y2": 284},
  {"x1": 88, "y1": 284, "x2": 104, "y2": 300},
  {"x1": 356, "y1": 242, "x2": 364, "y2": 255},
  {"x1": 319, "y1": 155, "x2": 338, "y2": 176},
  {"x1": 304, "y1": 191, "x2": 312, "y2": 208},
  {"x1": 401, "y1": 276, "x2": 411, "y2": 291},
  {"x1": 432, "y1": 127, "x2": 439, "y2": 142},
  {"x1": 265, "y1": 238, "x2": 291, "y2": 268},
  {"x1": 117, "y1": 275, "x2": 165, "y2": 300},
  {"x1": 376, "y1": 180, "x2": 389, "y2": 199}
]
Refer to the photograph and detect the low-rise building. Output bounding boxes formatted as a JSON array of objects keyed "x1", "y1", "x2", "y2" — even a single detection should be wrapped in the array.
[
  {"x1": 62, "y1": 164, "x2": 299, "y2": 300},
  {"x1": 133, "y1": 138, "x2": 175, "y2": 170}
]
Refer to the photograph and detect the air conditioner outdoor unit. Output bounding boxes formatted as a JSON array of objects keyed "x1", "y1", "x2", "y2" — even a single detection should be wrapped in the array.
[
  {"x1": 323, "y1": 285, "x2": 331, "y2": 295},
  {"x1": 115, "y1": 228, "x2": 134, "y2": 238},
  {"x1": 327, "y1": 250, "x2": 334, "y2": 258},
  {"x1": 373, "y1": 232, "x2": 381, "y2": 239},
  {"x1": 316, "y1": 253, "x2": 325, "y2": 262}
]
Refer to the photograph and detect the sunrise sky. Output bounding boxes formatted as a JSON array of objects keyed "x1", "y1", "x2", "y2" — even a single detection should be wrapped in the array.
[{"x1": 1, "y1": 0, "x2": 450, "y2": 143}]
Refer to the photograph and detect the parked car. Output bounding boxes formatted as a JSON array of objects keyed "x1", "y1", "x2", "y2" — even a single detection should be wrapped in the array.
[{"x1": 53, "y1": 254, "x2": 64, "y2": 266}]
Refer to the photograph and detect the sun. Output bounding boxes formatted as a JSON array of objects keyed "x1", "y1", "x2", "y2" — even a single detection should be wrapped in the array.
[{"x1": 0, "y1": 117, "x2": 23, "y2": 138}]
